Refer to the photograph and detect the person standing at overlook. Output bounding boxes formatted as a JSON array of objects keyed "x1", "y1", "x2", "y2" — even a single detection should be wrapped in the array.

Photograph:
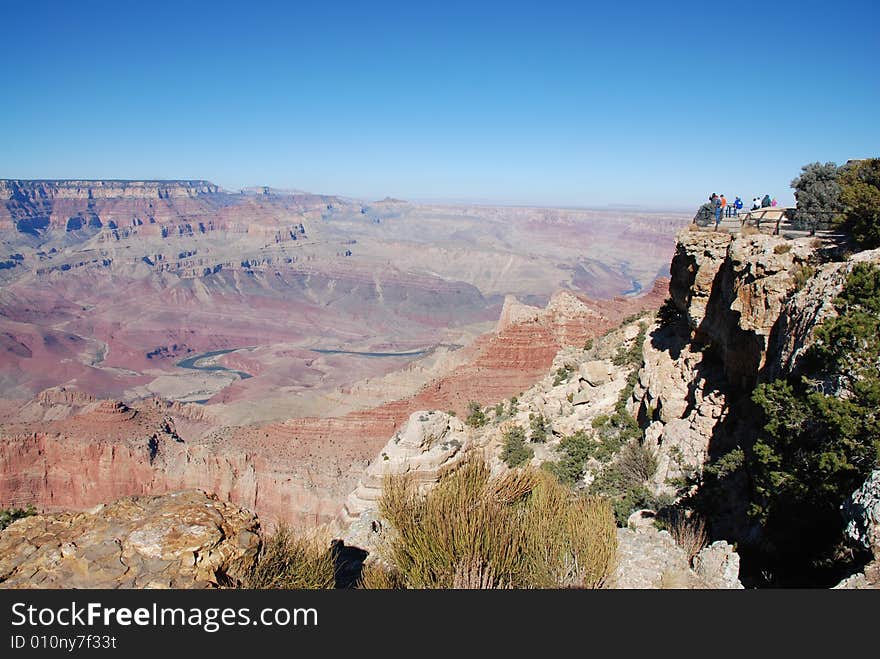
[
  {"x1": 733, "y1": 196, "x2": 743, "y2": 216},
  {"x1": 761, "y1": 194, "x2": 772, "y2": 208}
]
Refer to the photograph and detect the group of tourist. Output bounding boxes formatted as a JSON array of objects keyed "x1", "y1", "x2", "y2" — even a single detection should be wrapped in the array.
[
  {"x1": 750, "y1": 194, "x2": 777, "y2": 210},
  {"x1": 707, "y1": 193, "x2": 741, "y2": 227},
  {"x1": 703, "y1": 192, "x2": 779, "y2": 229}
]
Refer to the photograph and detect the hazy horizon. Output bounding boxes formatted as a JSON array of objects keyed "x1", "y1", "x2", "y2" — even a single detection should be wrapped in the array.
[{"x1": 2, "y1": 0, "x2": 878, "y2": 209}]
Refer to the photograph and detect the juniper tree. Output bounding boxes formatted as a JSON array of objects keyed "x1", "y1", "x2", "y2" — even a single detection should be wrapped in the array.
[{"x1": 791, "y1": 161, "x2": 842, "y2": 234}]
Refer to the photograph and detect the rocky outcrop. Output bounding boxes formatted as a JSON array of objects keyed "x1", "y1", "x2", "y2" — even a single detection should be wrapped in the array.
[
  {"x1": 836, "y1": 470, "x2": 880, "y2": 588},
  {"x1": 609, "y1": 526, "x2": 742, "y2": 589},
  {"x1": 632, "y1": 332, "x2": 727, "y2": 488},
  {"x1": 671, "y1": 231, "x2": 817, "y2": 388},
  {"x1": 340, "y1": 411, "x2": 470, "y2": 526},
  {"x1": 692, "y1": 541, "x2": 743, "y2": 589},
  {"x1": 0, "y1": 490, "x2": 260, "y2": 589},
  {"x1": 844, "y1": 469, "x2": 880, "y2": 558},
  {"x1": 636, "y1": 229, "x2": 880, "y2": 581},
  {"x1": 638, "y1": 231, "x2": 880, "y2": 486}
]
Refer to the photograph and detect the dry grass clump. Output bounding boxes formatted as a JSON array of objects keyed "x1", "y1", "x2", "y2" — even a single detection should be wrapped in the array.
[
  {"x1": 243, "y1": 525, "x2": 336, "y2": 589},
  {"x1": 374, "y1": 455, "x2": 617, "y2": 589},
  {"x1": 616, "y1": 441, "x2": 658, "y2": 486},
  {"x1": 358, "y1": 561, "x2": 405, "y2": 589},
  {"x1": 663, "y1": 509, "x2": 708, "y2": 565},
  {"x1": 773, "y1": 243, "x2": 792, "y2": 255},
  {"x1": 739, "y1": 224, "x2": 759, "y2": 236}
]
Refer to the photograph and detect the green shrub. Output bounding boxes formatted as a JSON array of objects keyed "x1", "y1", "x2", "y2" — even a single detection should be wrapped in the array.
[
  {"x1": 501, "y1": 425, "x2": 533, "y2": 467},
  {"x1": 508, "y1": 396, "x2": 518, "y2": 416},
  {"x1": 837, "y1": 158, "x2": 880, "y2": 249},
  {"x1": 589, "y1": 440, "x2": 660, "y2": 525},
  {"x1": 545, "y1": 430, "x2": 593, "y2": 485},
  {"x1": 583, "y1": 338, "x2": 594, "y2": 351},
  {"x1": 377, "y1": 457, "x2": 618, "y2": 588},
  {"x1": 703, "y1": 447, "x2": 744, "y2": 479},
  {"x1": 611, "y1": 322, "x2": 648, "y2": 367},
  {"x1": 747, "y1": 263, "x2": 880, "y2": 570},
  {"x1": 529, "y1": 412, "x2": 549, "y2": 443},
  {"x1": 465, "y1": 401, "x2": 487, "y2": 428},
  {"x1": 791, "y1": 161, "x2": 842, "y2": 233},
  {"x1": 553, "y1": 364, "x2": 575, "y2": 386},
  {"x1": 243, "y1": 526, "x2": 336, "y2": 589}
]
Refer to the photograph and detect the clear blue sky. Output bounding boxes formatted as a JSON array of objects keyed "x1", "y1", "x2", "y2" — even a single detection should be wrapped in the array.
[{"x1": 1, "y1": 0, "x2": 877, "y2": 208}]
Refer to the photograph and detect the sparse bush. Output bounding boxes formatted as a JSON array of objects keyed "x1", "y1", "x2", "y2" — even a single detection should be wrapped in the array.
[
  {"x1": 656, "y1": 509, "x2": 708, "y2": 565},
  {"x1": 791, "y1": 263, "x2": 815, "y2": 291},
  {"x1": 553, "y1": 364, "x2": 575, "y2": 386},
  {"x1": 590, "y1": 441, "x2": 661, "y2": 525},
  {"x1": 656, "y1": 297, "x2": 684, "y2": 329},
  {"x1": 500, "y1": 425, "x2": 533, "y2": 467},
  {"x1": 583, "y1": 338, "x2": 594, "y2": 351},
  {"x1": 616, "y1": 441, "x2": 659, "y2": 485},
  {"x1": 493, "y1": 402, "x2": 505, "y2": 421},
  {"x1": 773, "y1": 243, "x2": 791, "y2": 255},
  {"x1": 0, "y1": 505, "x2": 37, "y2": 531},
  {"x1": 377, "y1": 457, "x2": 617, "y2": 588},
  {"x1": 465, "y1": 401, "x2": 487, "y2": 428},
  {"x1": 529, "y1": 412, "x2": 548, "y2": 443},
  {"x1": 243, "y1": 526, "x2": 336, "y2": 589},
  {"x1": 611, "y1": 322, "x2": 647, "y2": 367},
  {"x1": 508, "y1": 396, "x2": 518, "y2": 416}
]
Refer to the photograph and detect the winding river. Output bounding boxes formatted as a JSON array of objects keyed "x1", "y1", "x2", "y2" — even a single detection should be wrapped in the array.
[{"x1": 176, "y1": 348, "x2": 253, "y2": 379}]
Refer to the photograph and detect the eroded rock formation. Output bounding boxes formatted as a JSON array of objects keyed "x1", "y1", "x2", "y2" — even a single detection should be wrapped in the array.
[{"x1": 0, "y1": 490, "x2": 260, "y2": 589}]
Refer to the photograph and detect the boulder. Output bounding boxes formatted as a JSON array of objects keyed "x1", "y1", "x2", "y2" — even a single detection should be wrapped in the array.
[
  {"x1": 692, "y1": 541, "x2": 743, "y2": 589},
  {"x1": 0, "y1": 490, "x2": 260, "y2": 589},
  {"x1": 578, "y1": 360, "x2": 611, "y2": 387},
  {"x1": 609, "y1": 526, "x2": 742, "y2": 589}
]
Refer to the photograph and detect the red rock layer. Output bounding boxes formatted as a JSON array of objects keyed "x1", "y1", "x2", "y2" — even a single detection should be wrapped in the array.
[{"x1": 0, "y1": 281, "x2": 668, "y2": 528}]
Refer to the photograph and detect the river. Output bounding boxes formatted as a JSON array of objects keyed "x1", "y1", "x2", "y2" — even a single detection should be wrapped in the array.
[{"x1": 176, "y1": 348, "x2": 253, "y2": 379}]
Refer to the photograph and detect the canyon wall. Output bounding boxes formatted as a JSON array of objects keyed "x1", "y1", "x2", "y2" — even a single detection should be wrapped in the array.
[{"x1": 0, "y1": 283, "x2": 665, "y2": 528}]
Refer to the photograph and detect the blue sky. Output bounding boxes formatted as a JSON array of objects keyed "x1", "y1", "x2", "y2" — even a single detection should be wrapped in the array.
[{"x1": 1, "y1": 0, "x2": 877, "y2": 208}]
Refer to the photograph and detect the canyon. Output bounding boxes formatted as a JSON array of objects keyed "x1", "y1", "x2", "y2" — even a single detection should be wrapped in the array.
[
  {"x1": 3, "y1": 203, "x2": 879, "y2": 588},
  {"x1": 0, "y1": 179, "x2": 686, "y2": 528}
]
